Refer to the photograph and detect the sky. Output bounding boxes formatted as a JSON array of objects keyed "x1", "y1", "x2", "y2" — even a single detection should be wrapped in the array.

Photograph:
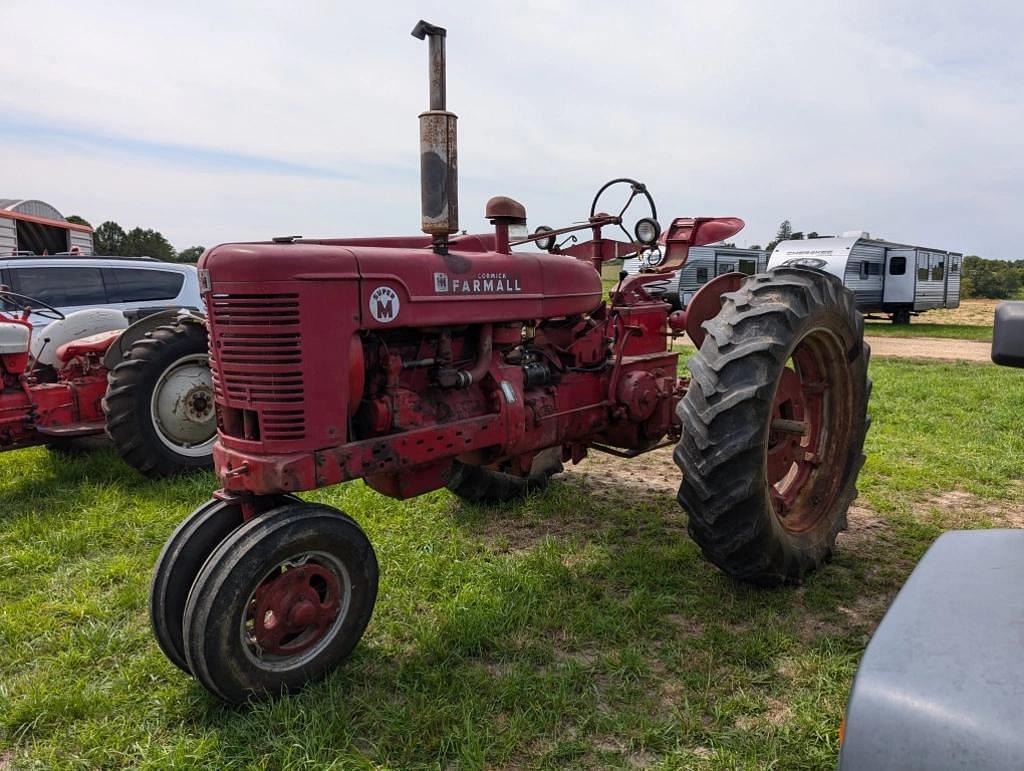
[{"x1": 2, "y1": 1, "x2": 1022, "y2": 258}]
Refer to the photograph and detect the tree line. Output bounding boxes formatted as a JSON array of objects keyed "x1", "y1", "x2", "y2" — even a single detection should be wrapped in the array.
[
  {"x1": 67, "y1": 215, "x2": 203, "y2": 264},
  {"x1": 763, "y1": 220, "x2": 1018, "y2": 299}
]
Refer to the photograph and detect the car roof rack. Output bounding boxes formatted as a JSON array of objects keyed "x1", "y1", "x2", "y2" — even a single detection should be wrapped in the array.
[{"x1": 0, "y1": 253, "x2": 162, "y2": 262}]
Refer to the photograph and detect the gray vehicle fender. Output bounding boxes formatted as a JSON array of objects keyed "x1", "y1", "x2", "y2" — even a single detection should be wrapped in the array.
[{"x1": 103, "y1": 309, "x2": 207, "y2": 370}]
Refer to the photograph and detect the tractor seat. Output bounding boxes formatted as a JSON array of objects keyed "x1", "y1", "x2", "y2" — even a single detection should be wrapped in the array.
[{"x1": 56, "y1": 330, "x2": 123, "y2": 364}]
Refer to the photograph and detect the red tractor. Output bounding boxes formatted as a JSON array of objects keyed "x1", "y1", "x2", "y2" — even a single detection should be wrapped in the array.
[
  {"x1": 150, "y1": 21, "x2": 870, "y2": 703},
  {"x1": 0, "y1": 292, "x2": 214, "y2": 476}
]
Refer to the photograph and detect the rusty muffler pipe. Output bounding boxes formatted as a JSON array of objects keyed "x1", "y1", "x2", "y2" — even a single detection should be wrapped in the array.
[{"x1": 412, "y1": 20, "x2": 458, "y2": 254}]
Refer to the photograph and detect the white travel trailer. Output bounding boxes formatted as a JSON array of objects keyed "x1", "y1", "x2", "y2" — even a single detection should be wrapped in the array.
[
  {"x1": 768, "y1": 232, "x2": 962, "y2": 324},
  {"x1": 623, "y1": 245, "x2": 768, "y2": 309}
]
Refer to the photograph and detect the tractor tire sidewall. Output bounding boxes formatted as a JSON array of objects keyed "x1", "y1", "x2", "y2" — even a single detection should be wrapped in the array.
[
  {"x1": 103, "y1": 322, "x2": 213, "y2": 478},
  {"x1": 676, "y1": 268, "x2": 870, "y2": 586},
  {"x1": 149, "y1": 495, "x2": 298, "y2": 673},
  {"x1": 183, "y1": 505, "x2": 378, "y2": 704}
]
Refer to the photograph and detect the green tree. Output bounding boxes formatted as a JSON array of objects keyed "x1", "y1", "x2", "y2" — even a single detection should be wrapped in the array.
[
  {"x1": 65, "y1": 214, "x2": 91, "y2": 228},
  {"x1": 766, "y1": 220, "x2": 795, "y2": 254},
  {"x1": 93, "y1": 221, "x2": 126, "y2": 255},
  {"x1": 175, "y1": 246, "x2": 205, "y2": 264},
  {"x1": 122, "y1": 228, "x2": 176, "y2": 261},
  {"x1": 962, "y1": 255, "x2": 1022, "y2": 299}
]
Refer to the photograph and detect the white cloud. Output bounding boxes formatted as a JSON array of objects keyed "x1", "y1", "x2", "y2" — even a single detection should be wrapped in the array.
[{"x1": 1, "y1": 0, "x2": 1021, "y2": 256}]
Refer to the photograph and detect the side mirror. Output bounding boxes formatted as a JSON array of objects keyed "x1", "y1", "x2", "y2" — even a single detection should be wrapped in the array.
[{"x1": 992, "y1": 301, "x2": 1024, "y2": 367}]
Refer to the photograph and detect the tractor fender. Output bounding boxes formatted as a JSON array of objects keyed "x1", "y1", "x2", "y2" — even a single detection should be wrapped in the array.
[{"x1": 102, "y1": 309, "x2": 207, "y2": 370}]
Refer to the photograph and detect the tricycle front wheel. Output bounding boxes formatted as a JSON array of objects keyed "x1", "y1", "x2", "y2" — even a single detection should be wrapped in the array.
[{"x1": 181, "y1": 502, "x2": 378, "y2": 703}]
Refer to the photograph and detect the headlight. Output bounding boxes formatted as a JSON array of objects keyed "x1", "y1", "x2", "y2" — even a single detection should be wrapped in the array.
[
  {"x1": 532, "y1": 225, "x2": 556, "y2": 252},
  {"x1": 634, "y1": 217, "x2": 661, "y2": 246}
]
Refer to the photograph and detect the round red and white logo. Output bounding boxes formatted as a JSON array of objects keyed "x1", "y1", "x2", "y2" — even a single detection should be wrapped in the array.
[{"x1": 369, "y1": 286, "x2": 400, "y2": 323}]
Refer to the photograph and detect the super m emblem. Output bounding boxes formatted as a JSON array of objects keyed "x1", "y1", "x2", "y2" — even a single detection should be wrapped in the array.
[{"x1": 369, "y1": 286, "x2": 400, "y2": 323}]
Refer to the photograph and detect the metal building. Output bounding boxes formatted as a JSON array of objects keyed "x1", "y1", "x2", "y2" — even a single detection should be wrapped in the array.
[
  {"x1": 768, "y1": 231, "x2": 961, "y2": 324},
  {"x1": 0, "y1": 199, "x2": 94, "y2": 256}
]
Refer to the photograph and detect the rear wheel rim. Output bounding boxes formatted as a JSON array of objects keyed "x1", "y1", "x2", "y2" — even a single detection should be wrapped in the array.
[
  {"x1": 766, "y1": 328, "x2": 853, "y2": 532},
  {"x1": 149, "y1": 352, "x2": 216, "y2": 457},
  {"x1": 239, "y1": 550, "x2": 353, "y2": 672}
]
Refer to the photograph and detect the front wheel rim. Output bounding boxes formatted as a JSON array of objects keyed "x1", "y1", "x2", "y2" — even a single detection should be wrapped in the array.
[
  {"x1": 239, "y1": 550, "x2": 353, "y2": 672},
  {"x1": 149, "y1": 353, "x2": 216, "y2": 457}
]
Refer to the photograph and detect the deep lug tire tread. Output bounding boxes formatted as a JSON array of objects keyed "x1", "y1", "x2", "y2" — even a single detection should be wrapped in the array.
[
  {"x1": 103, "y1": 321, "x2": 212, "y2": 478},
  {"x1": 675, "y1": 268, "x2": 871, "y2": 586}
]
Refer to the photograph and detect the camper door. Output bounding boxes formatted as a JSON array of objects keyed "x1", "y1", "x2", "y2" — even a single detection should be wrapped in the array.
[{"x1": 883, "y1": 249, "x2": 915, "y2": 304}]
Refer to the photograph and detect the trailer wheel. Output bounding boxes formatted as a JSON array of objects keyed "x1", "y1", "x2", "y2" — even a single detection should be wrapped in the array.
[
  {"x1": 149, "y1": 494, "x2": 299, "y2": 674},
  {"x1": 103, "y1": 321, "x2": 215, "y2": 477},
  {"x1": 446, "y1": 447, "x2": 563, "y2": 504},
  {"x1": 182, "y1": 502, "x2": 378, "y2": 703},
  {"x1": 892, "y1": 309, "x2": 911, "y2": 325},
  {"x1": 675, "y1": 268, "x2": 870, "y2": 586}
]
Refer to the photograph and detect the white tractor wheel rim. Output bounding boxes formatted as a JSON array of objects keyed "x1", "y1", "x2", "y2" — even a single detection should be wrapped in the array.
[{"x1": 149, "y1": 353, "x2": 216, "y2": 457}]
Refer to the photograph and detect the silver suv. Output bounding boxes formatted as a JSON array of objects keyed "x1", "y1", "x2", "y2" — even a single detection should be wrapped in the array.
[{"x1": 0, "y1": 255, "x2": 202, "y2": 326}]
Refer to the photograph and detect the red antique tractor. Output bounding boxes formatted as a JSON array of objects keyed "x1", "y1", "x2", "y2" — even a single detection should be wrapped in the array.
[
  {"x1": 0, "y1": 290, "x2": 214, "y2": 475},
  {"x1": 150, "y1": 21, "x2": 870, "y2": 703}
]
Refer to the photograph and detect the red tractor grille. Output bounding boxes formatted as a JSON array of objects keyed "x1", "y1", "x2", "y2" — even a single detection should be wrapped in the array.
[{"x1": 209, "y1": 293, "x2": 306, "y2": 441}]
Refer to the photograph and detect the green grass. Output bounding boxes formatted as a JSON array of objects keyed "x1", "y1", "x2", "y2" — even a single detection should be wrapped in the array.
[
  {"x1": 863, "y1": 322, "x2": 991, "y2": 341},
  {"x1": 2, "y1": 356, "x2": 1024, "y2": 769}
]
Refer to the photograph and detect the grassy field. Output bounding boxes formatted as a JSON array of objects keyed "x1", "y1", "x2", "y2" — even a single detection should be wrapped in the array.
[
  {"x1": 2, "y1": 355, "x2": 1024, "y2": 769},
  {"x1": 863, "y1": 322, "x2": 992, "y2": 341}
]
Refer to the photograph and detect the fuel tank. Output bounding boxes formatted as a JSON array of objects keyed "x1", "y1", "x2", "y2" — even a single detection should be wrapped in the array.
[{"x1": 200, "y1": 233, "x2": 603, "y2": 329}]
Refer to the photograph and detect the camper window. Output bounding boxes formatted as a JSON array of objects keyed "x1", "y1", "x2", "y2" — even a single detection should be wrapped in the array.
[
  {"x1": 696, "y1": 267, "x2": 709, "y2": 283},
  {"x1": 860, "y1": 261, "x2": 882, "y2": 279},
  {"x1": 918, "y1": 256, "x2": 929, "y2": 281},
  {"x1": 739, "y1": 259, "x2": 756, "y2": 275},
  {"x1": 717, "y1": 263, "x2": 734, "y2": 275},
  {"x1": 889, "y1": 256, "x2": 907, "y2": 275},
  {"x1": 932, "y1": 258, "x2": 945, "y2": 281},
  {"x1": 952, "y1": 259, "x2": 960, "y2": 273}
]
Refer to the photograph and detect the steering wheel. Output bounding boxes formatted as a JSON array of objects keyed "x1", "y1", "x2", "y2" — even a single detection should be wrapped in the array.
[
  {"x1": 0, "y1": 290, "x2": 66, "y2": 321},
  {"x1": 589, "y1": 177, "x2": 659, "y2": 246}
]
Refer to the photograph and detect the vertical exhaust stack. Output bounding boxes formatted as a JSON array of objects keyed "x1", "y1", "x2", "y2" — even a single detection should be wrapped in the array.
[{"x1": 412, "y1": 20, "x2": 458, "y2": 253}]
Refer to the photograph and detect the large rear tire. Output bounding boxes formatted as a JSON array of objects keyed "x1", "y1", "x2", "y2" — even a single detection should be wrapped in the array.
[
  {"x1": 446, "y1": 447, "x2": 563, "y2": 504},
  {"x1": 675, "y1": 268, "x2": 870, "y2": 586},
  {"x1": 103, "y1": 321, "x2": 215, "y2": 477}
]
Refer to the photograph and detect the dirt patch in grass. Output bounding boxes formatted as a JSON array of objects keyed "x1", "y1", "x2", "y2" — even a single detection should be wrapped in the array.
[
  {"x1": 920, "y1": 299, "x2": 998, "y2": 326},
  {"x1": 567, "y1": 445, "x2": 681, "y2": 502},
  {"x1": 864, "y1": 336, "x2": 991, "y2": 362},
  {"x1": 918, "y1": 489, "x2": 1024, "y2": 528},
  {"x1": 838, "y1": 503, "x2": 892, "y2": 555}
]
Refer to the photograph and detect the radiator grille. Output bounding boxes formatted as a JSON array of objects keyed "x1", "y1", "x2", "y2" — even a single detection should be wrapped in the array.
[{"x1": 209, "y1": 293, "x2": 305, "y2": 440}]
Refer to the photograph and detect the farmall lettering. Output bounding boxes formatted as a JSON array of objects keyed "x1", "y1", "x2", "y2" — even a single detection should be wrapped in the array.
[{"x1": 433, "y1": 271, "x2": 522, "y2": 294}]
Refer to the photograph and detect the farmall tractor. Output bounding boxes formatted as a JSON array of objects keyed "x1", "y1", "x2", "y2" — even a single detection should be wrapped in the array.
[
  {"x1": 0, "y1": 293, "x2": 215, "y2": 476},
  {"x1": 150, "y1": 21, "x2": 870, "y2": 703}
]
